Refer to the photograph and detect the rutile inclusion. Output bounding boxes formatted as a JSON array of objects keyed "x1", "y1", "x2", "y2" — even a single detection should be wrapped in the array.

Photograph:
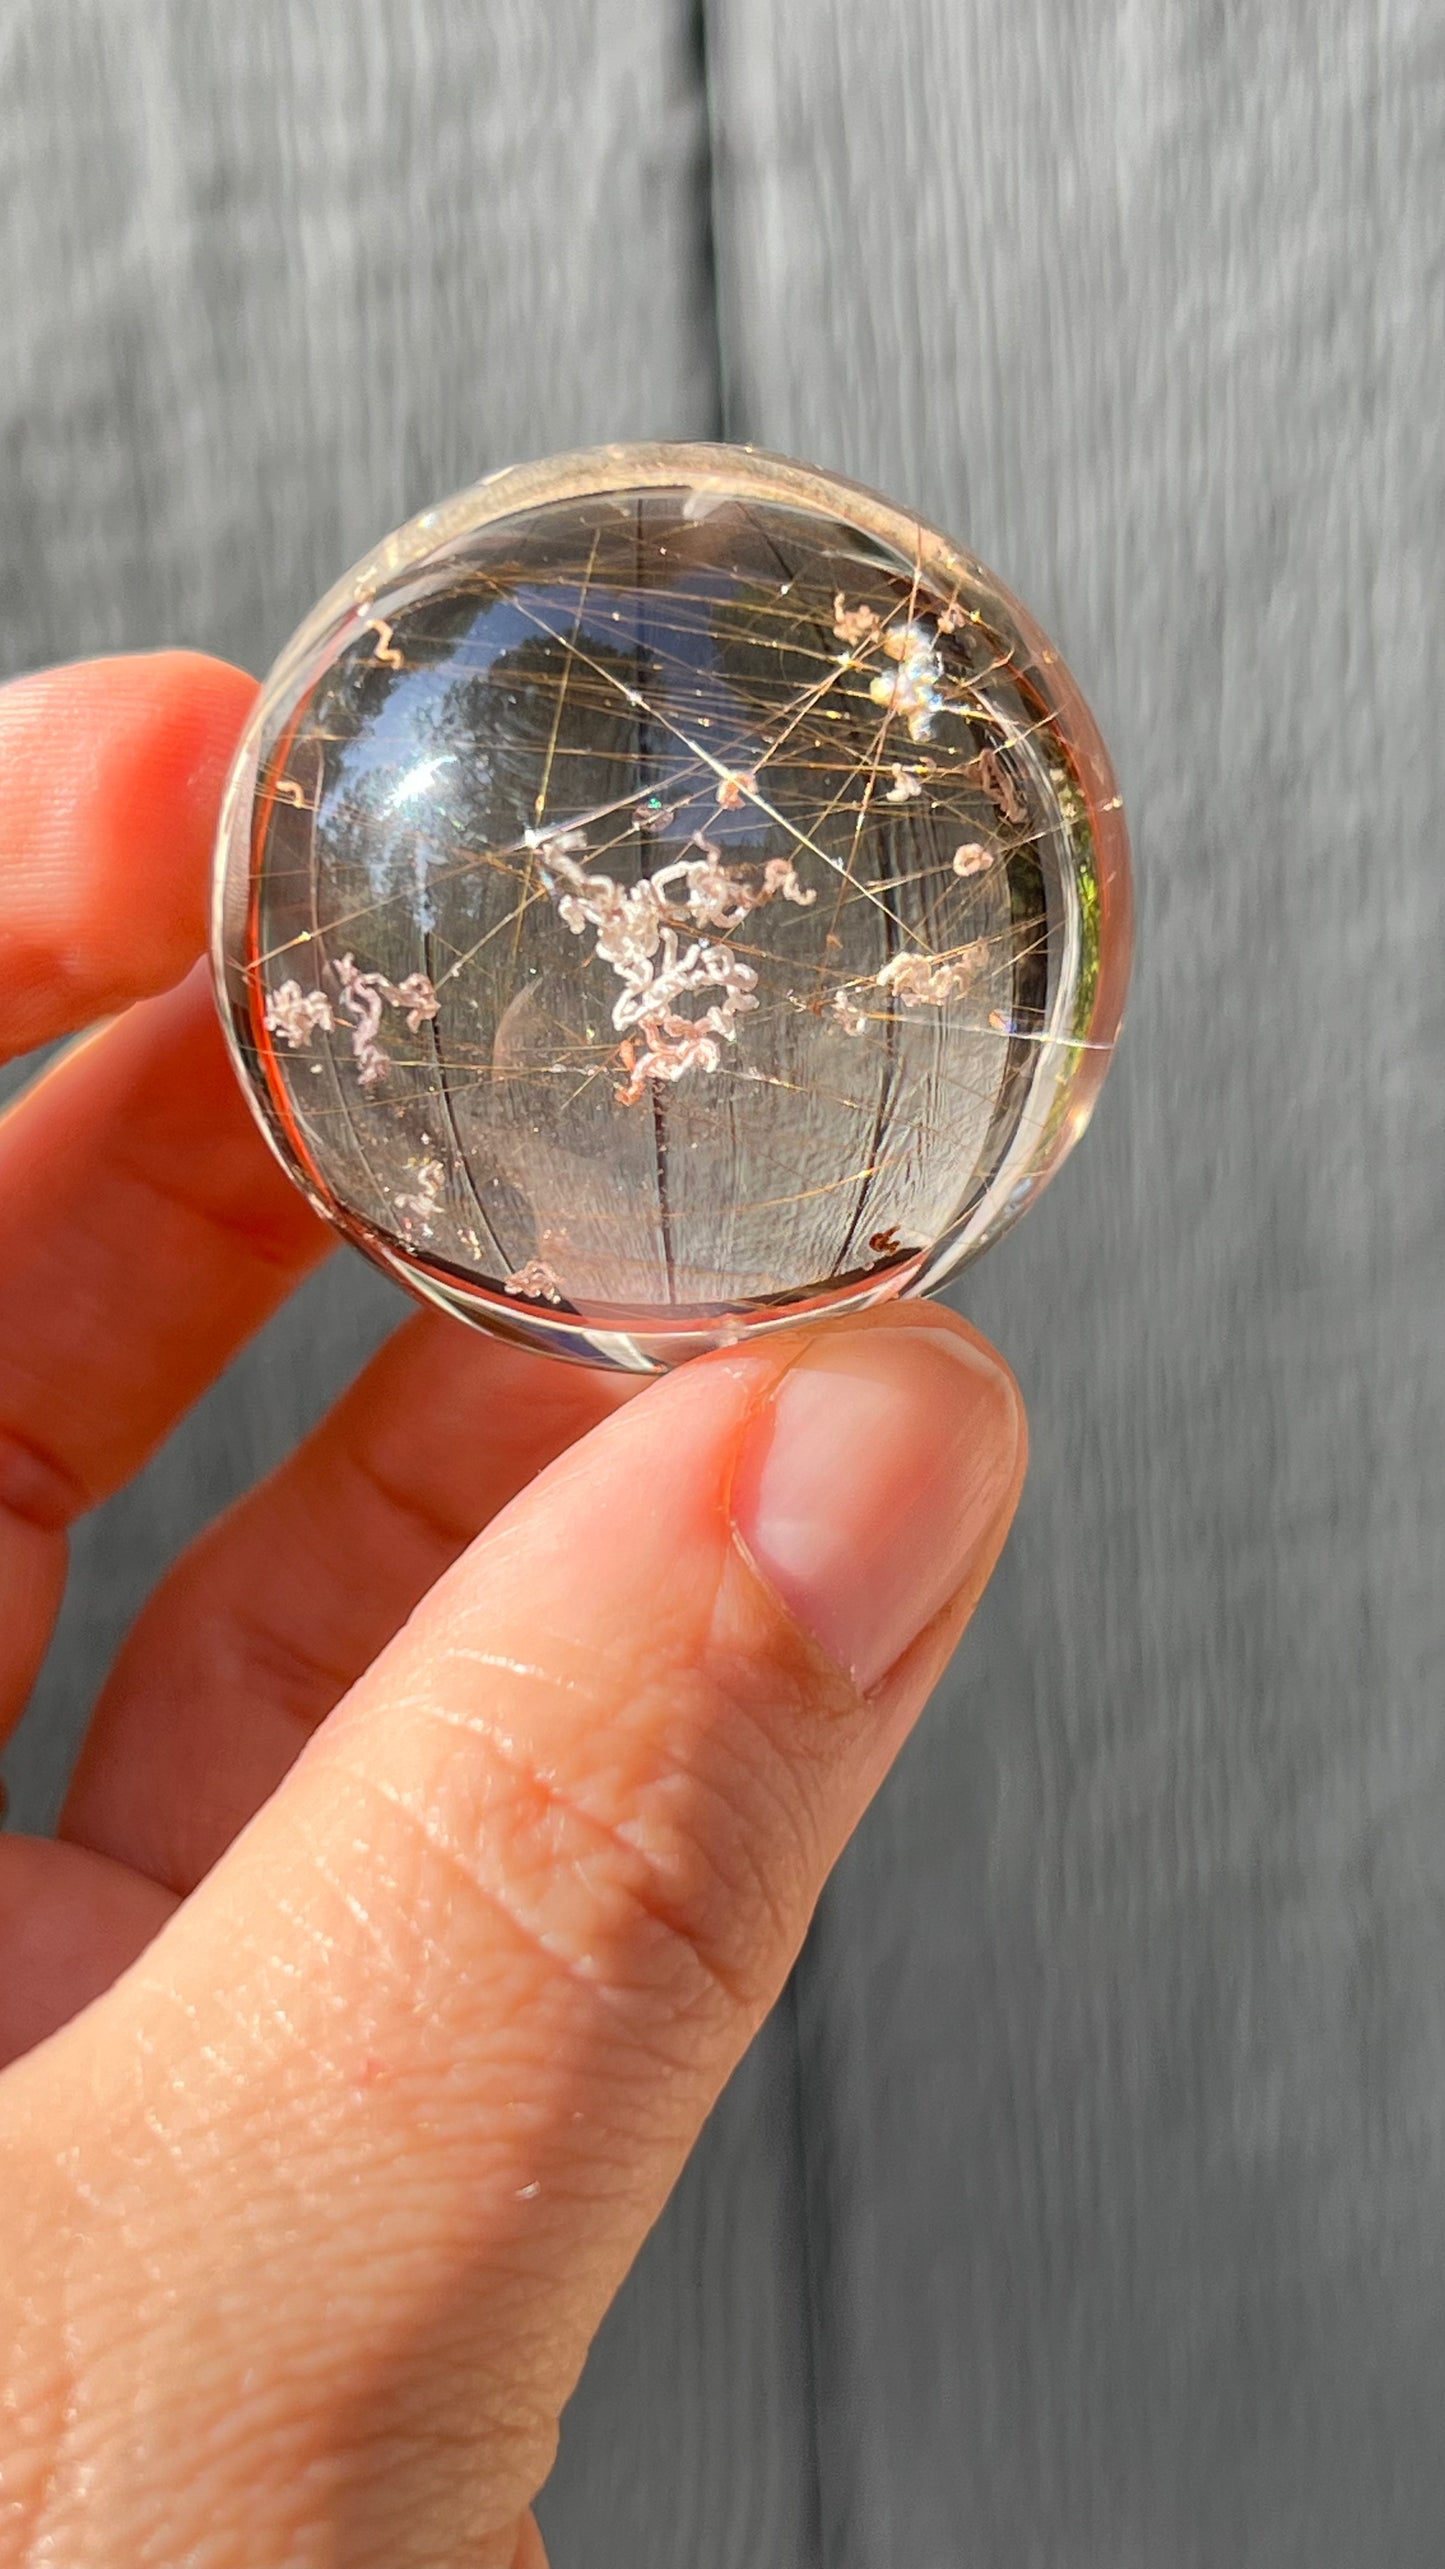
[{"x1": 213, "y1": 443, "x2": 1131, "y2": 1371}]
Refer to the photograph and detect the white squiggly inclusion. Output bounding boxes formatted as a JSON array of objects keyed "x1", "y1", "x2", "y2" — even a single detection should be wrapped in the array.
[
  {"x1": 503, "y1": 1257, "x2": 566, "y2": 1304},
  {"x1": 263, "y1": 981, "x2": 334, "y2": 1048},
  {"x1": 868, "y1": 620, "x2": 945, "y2": 742},
  {"x1": 530, "y1": 826, "x2": 814, "y2": 1101},
  {"x1": 876, "y1": 944, "x2": 989, "y2": 1006},
  {"x1": 263, "y1": 955, "x2": 439, "y2": 1087},
  {"x1": 830, "y1": 593, "x2": 945, "y2": 743}
]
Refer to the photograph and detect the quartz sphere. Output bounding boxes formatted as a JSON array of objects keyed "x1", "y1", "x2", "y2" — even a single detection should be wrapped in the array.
[{"x1": 213, "y1": 443, "x2": 1131, "y2": 1371}]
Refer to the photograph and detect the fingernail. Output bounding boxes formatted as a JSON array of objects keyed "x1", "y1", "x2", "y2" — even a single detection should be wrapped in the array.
[{"x1": 733, "y1": 1323, "x2": 1023, "y2": 1692}]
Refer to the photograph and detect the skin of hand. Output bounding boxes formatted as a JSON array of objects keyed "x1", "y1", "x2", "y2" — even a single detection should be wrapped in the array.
[{"x1": 0, "y1": 654, "x2": 1027, "y2": 2569}]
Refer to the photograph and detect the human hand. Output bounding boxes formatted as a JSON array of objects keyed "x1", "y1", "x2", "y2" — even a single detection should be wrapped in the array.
[{"x1": 0, "y1": 654, "x2": 1026, "y2": 2568}]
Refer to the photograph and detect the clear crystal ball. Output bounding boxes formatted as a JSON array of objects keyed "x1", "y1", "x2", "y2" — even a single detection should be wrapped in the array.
[{"x1": 214, "y1": 444, "x2": 1131, "y2": 1371}]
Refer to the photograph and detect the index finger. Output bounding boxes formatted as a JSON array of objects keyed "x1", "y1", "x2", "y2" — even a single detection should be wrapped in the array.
[{"x1": 0, "y1": 651, "x2": 256, "y2": 1059}]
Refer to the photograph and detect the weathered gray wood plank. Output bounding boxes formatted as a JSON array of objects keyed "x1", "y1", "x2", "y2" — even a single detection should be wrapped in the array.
[
  {"x1": 0, "y1": 9, "x2": 814, "y2": 2564},
  {"x1": 537, "y1": 2002, "x2": 820, "y2": 2569},
  {"x1": 710, "y1": 2, "x2": 1445, "y2": 2561},
  {"x1": 0, "y1": 0, "x2": 719, "y2": 674}
]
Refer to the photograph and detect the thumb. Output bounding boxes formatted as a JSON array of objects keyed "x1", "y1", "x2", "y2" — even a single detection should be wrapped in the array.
[{"x1": 14, "y1": 1307, "x2": 1024, "y2": 2563}]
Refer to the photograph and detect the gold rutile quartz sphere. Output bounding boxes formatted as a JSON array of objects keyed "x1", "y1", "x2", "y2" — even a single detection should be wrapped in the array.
[{"x1": 213, "y1": 444, "x2": 1131, "y2": 1372}]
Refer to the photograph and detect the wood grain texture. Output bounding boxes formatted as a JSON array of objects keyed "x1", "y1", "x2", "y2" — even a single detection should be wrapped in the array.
[
  {"x1": 0, "y1": 0, "x2": 718, "y2": 675},
  {"x1": 709, "y1": 1, "x2": 1445, "y2": 2561},
  {"x1": 538, "y1": 2002, "x2": 820, "y2": 2569},
  {"x1": 0, "y1": 0, "x2": 720, "y2": 1837},
  {"x1": 0, "y1": 10, "x2": 813, "y2": 2566}
]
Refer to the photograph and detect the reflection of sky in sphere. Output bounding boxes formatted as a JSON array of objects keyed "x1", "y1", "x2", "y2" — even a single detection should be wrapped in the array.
[{"x1": 317, "y1": 579, "x2": 763, "y2": 921}]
